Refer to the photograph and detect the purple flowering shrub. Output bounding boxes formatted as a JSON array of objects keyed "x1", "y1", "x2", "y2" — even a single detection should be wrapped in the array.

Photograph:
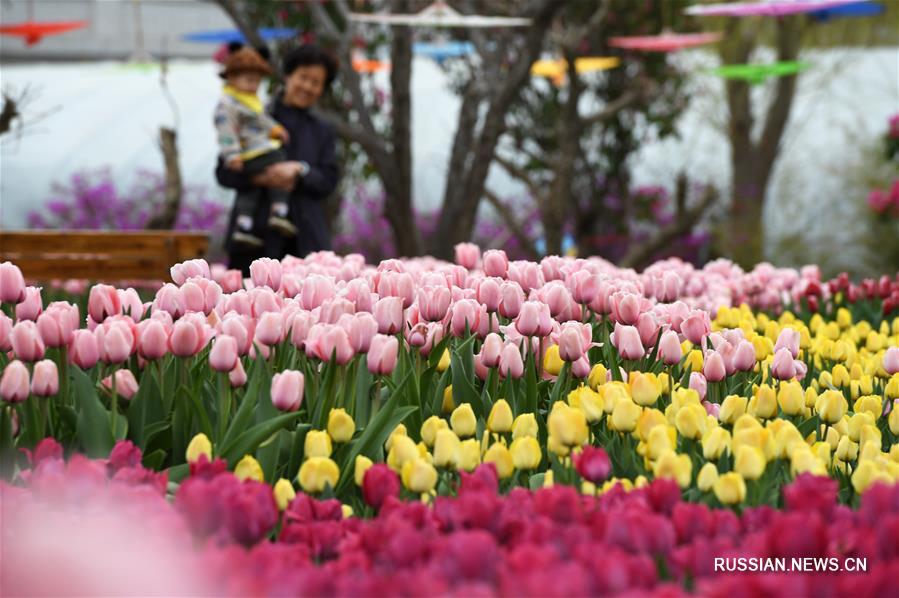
[{"x1": 27, "y1": 168, "x2": 227, "y2": 236}]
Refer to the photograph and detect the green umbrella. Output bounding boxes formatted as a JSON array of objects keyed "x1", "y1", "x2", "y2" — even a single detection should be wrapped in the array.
[{"x1": 708, "y1": 61, "x2": 809, "y2": 85}]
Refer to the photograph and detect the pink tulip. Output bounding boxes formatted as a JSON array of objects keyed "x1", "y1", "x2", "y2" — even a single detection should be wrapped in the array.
[
  {"x1": 658, "y1": 330, "x2": 682, "y2": 365},
  {"x1": 376, "y1": 271, "x2": 415, "y2": 309},
  {"x1": 70, "y1": 330, "x2": 100, "y2": 369},
  {"x1": 1, "y1": 360, "x2": 30, "y2": 402},
  {"x1": 884, "y1": 347, "x2": 899, "y2": 375},
  {"x1": 666, "y1": 301, "x2": 690, "y2": 333},
  {"x1": 508, "y1": 261, "x2": 543, "y2": 292},
  {"x1": 588, "y1": 281, "x2": 614, "y2": 315},
  {"x1": 96, "y1": 321, "x2": 135, "y2": 364},
  {"x1": 368, "y1": 334, "x2": 399, "y2": 375},
  {"x1": 31, "y1": 359, "x2": 59, "y2": 397},
  {"x1": 0, "y1": 313, "x2": 12, "y2": 351},
  {"x1": 659, "y1": 271, "x2": 681, "y2": 303},
  {"x1": 229, "y1": 360, "x2": 248, "y2": 388},
  {"x1": 571, "y1": 355, "x2": 591, "y2": 379},
  {"x1": 515, "y1": 301, "x2": 551, "y2": 338},
  {"x1": 689, "y1": 372, "x2": 707, "y2": 401},
  {"x1": 477, "y1": 278, "x2": 502, "y2": 312},
  {"x1": 636, "y1": 312, "x2": 662, "y2": 349},
  {"x1": 474, "y1": 352, "x2": 490, "y2": 380},
  {"x1": 613, "y1": 323, "x2": 644, "y2": 360},
  {"x1": 15, "y1": 286, "x2": 43, "y2": 321},
  {"x1": 418, "y1": 286, "x2": 452, "y2": 322},
  {"x1": 152, "y1": 284, "x2": 186, "y2": 320},
  {"x1": 540, "y1": 256, "x2": 565, "y2": 281},
  {"x1": 482, "y1": 249, "x2": 509, "y2": 278},
  {"x1": 344, "y1": 313, "x2": 378, "y2": 353},
  {"x1": 481, "y1": 332, "x2": 503, "y2": 368},
  {"x1": 88, "y1": 284, "x2": 122, "y2": 323},
  {"x1": 219, "y1": 290, "x2": 252, "y2": 316},
  {"x1": 101, "y1": 369, "x2": 139, "y2": 400},
  {"x1": 454, "y1": 243, "x2": 480, "y2": 270},
  {"x1": 450, "y1": 299, "x2": 481, "y2": 337},
  {"x1": 770, "y1": 348, "x2": 797, "y2": 380},
  {"x1": 301, "y1": 275, "x2": 336, "y2": 310},
  {"x1": 255, "y1": 312, "x2": 285, "y2": 346},
  {"x1": 288, "y1": 312, "x2": 315, "y2": 349},
  {"x1": 543, "y1": 282, "x2": 572, "y2": 319},
  {"x1": 373, "y1": 296, "x2": 404, "y2": 335},
  {"x1": 717, "y1": 340, "x2": 738, "y2": 375},
  {"x1": 170, "y1": 258, "x2": 211, "y2": 285},
  {"x1": 249, "y1": 257, "x2": 282, "y2": 292},
  {"x1": 342, "y1": 279, "x2": 374, "y2": 313},
  {"x1": 271, "y1": 370, "x2": 304, "y2": 411},
  {"x1": 249, "y1": 287, "x2": 282, "y2": 317},
  {"x1": 169, "y1": 320, "x2": 204, "y2": 358},
  {"x1": 681, "y1": 310, "x2": 711, "y2": 345},
  {"x1": 498, "y1": 343, "x2": 524, "y2": 379},
  {"x1": 610, "y1": 292, "x2": 641, "y2": 326},
  {"x1": 137, "y1": 319, "x2": 170, "y2": 361},
  {"x1": 10, "y1": 321, "x2": 45, "y2": 362},
  {"x1": 568, "y1": 270, "x2": 599, "y2": 305},
  {"x1": 307, "y1": 325, "x2": 355, "y2": 365},
  {"x1": 209, "y1": 335, "x2": 239, "y2": 372},
  {"x1": 558, "y1": 322, "x2": 590, "y2": 362},
  {"x1": 702, "y1": 400, "x2": 720, "y2": 420},
  {"x1": 498, "y1": 281, "x2": 524, "y2": 319},
  {"x1": 774, "y1": 328, "x2": 800, "y2": 359},
  {"x1": 214, "y1": 268, "x2": 244, "y2": 293},
  {"x1": 220, "y1": 314, "x2": 255, "y2": 356},
  {"x1": 732, "y1": 340, "x2": 756, "y2": 372},
  {"x1": 794, "y1": 359, "x2": 808, "y2": 380},
  {"x1": 0, "y1": 262, "x2": 26, "y2": 304},
  {"x1": 35, "y1": 302, "x2": 76, "y2": 348},
  {"x1": 703, "y1": 351, "x2": 727, "y2": 382},
  {"x1": 62, "y1": 278, "x2": 87, "y2": 296}
]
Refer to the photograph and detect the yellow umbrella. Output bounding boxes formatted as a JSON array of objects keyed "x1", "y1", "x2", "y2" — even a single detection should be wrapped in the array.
[{"x1": 531, "y1": 57, "x2": 619, "y2": 85}]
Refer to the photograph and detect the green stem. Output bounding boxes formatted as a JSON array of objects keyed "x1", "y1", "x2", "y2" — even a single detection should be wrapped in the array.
[
  {"x1": 110, "y1": 368, "x2": 118, "y2": 438},
  {"x1": 217, "y1": 373, "x2": 230, "y2": 443}
]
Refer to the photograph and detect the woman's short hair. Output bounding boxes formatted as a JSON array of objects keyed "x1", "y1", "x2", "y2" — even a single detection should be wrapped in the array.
[{"x1": 282, "y1": 45, "x2": 339, "y2": 88}]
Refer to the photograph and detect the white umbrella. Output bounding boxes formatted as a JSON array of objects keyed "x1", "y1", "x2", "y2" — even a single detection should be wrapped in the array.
[{"x1": 348, "y1": 1, "x2": 531, "y2": 27}]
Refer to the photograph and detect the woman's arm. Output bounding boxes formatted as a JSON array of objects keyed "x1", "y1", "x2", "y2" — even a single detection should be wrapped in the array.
[
  {"x1": 296, "y1": 124, "x2": 339, "y2": 198},
  {"x1": 214, "y1": 156, "x2": 254, "y2": 191}
]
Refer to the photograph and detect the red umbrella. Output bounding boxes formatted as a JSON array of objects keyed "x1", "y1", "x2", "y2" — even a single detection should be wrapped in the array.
[
  {"x1": 0, "y1": 20, "x2": 88, "y2": 46},
  {"x1": 608, "y1": 32, "x2": 722, "y2": 52}
]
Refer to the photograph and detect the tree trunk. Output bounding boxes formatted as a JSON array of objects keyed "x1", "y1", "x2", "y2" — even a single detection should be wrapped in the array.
[
  {"x1": 146, "y1": 127, "x2": 182, "y2": 230},
  {"x1": 383, "y1": 0, "x2": 421, "y2": 257}
]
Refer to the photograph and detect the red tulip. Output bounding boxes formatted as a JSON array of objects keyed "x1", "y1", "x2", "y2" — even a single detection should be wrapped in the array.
[
  {"x1": 362, "y1": 464, "x2": 400, "y2": 510},
  {"x1": 574, "y1": 445, "x2": 611, "y2": 483}
]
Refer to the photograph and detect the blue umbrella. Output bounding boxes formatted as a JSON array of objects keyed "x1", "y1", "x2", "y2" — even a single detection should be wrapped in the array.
[
  {"x1": 413, "y1": 41, "x2": 474, "y2": 64},
  {"x1": 181, "y1": 28, "x2": 296, "y2": 44},
  {"x1": 810, "y1": 1, "x2": 883, "y2": 20}
]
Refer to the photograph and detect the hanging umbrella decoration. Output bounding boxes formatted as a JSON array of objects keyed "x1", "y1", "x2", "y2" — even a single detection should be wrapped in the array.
[
  {"x1": 685, "y1": 0, "x2": 871, "y2": 17},
  {"x1": 531, "y1": 57, "x2": 620, "y2": 86},
  {"x1": 413, "y1": 41, "x2": 475, "y2": 64},
  {"x1": 708, "y1": 61, "x2": 809, "y2": 84},
  {"x1": 352, "y1": 56, "x2": 391, "y2": 73},
  {"x1": 608, "y1": 32, "x2": 723, "y2": 52},
  {"x1": 0, "y1": 20, "x2": 87, "y2": 46},
  {"x1": 348, "y1": 1, "x2": 531, "y2": 27},
  {"x1": 181, "y1": 28, "x2": 296, "y2": 44},
  {"x1": 809, "y1": 1, "x2": 884, "y2": 21}
]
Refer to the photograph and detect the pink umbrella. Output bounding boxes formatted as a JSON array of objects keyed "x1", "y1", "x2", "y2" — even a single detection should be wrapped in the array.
[
  {"x1": 685, "y1": 0, "x2": 868, "y2": 17},
  {"x1": 608, "y1": 32, "x2": 722, "y2": 52}
]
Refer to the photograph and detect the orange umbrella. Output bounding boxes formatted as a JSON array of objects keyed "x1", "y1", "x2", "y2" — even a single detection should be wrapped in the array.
[
  {"x1": 352, "y1": 58, "x2": 391, "y2": 73},
  {"x1": 0, "y1": 20, "x2": 87, "y2": 46},
  {"x1": 531, "y1": 57, "x2": 619, "y2": 86}
]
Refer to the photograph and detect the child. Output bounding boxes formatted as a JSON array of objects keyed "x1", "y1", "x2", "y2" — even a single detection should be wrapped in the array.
[{"x1": 214, "y1": 45, "x2": 297, "y2": 248}]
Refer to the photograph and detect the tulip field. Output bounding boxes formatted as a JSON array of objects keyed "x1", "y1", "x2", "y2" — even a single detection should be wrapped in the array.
[{"x1": 2, "y1": 249, "x2": 899, "y2": 595}]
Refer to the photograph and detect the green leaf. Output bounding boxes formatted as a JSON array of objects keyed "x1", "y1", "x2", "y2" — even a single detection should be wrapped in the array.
[
  {"x1": 142, "y1": 448, "x2": 167, "y2": 470},
  {"x1": 126, "y1": 371, "x2": 164, "y2": 449},
  {"x1": 334, "y1": 371, "x2": 417, "y2": 493},
  {"x1": 354, "y1": 359, "x2": 373, "y2": 424},
  {"x1": 451, "y1": 336, "x2": 483, "y2": 417},
  {"x1": 71, "y1": 367, "x2": 114, "y2": 458},
  {"x1": 525, "y1": 352, "x2": 539, "y2": 416},
  {"x1": 219, "y1": 411, "x2": 302, "y2": 466},
  {"x1": 529, "y1": 472, "x2": 545, "y2": 490},
  {"x1": 797, "y1": 414, "x2": 820, "y2": 438},
  {"x1": 167, "y1": 462, "x2": 190, "y2": 484},
  {"x1": 221, "y1": 357, "x2": 266, "y2": 450}
]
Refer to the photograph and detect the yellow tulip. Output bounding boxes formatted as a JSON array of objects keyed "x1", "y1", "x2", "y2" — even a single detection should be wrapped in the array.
[
  {"x1": 487, "y1": 399, "x2": 514, "y2": 433},
  {"x1": 543, "y1": 345, "x2": 564, "y2": 376},
  {"x1": 600, "y1": 383, "x2": 630, "y2": 414},
  {"x1": 630, "y1": 372, "x2": 661, "y2": 406},
  {"x1": 636, "y1": 408, "x2": 667, "y2": 441},
  {"x1": 387, "y1": 434, "x2": 419, "y2": 472},
  {"x1": 483, "y1": 442, "x2": 514, "y2": 479},
  {"x1": 385, "y1": 423, "x2": 407, "y2": 451},
  {"x1": 305, "y1": 430, "x2": 333, "y2": 458},
  {"x1": 734, "y1": 446, "x2": 766, "y2": 480},
  {"x1": 342, "y1": 504, "x2": 354, "y2": 518},
  {"x1": 512, "y1": 413, "x2": 539, "y2": 439},
  {"x1": 420, "y1": 415, "x2": 449, "y2": 447},
  {"x1": 458, "y1": 439, "x2": 481, "y2": 471},
  {"x1": 697, "y1": 463, "x2": 719, "y2": 492},
  {"x1": 752, "y1": 335, "x2": 773, "y2": 361},
  {"x1": 588, "y1": 364, "x2": 608, "y2": 390},
  {"x1": 547, "y1": 434, "x2": 570, "y2": 457},
  {"x1": 675, "y1": 403, "x2": 708, "y2": 440},
  {"x1": 433, "y1": 429, "x2": 462, "y2": 469},
  {"x1": 702, "y1": 427, "x2": 731, "y2": 460},
  {"x1": 851, "y1": 459, "x2": 893, "y2": 493},
  {"x1": 646, "y1": 425, "x2": 677, "y2": 460},
  {"x1": 749, "y1": 384, "x2": 777, "y2": 420},
  {"x1": 886, "y1": 375, "x2": 899, "y2": 399},
  {"x1": 890, "y1": 402, "x2": 899, "y2": 435},
  {"x1": 832, "y1": 364, "x2": 851, "y2": 388},
  {"x1": 510, "y1": 437, "x2": 542, "y2": 470},
  {"x1": 437, "y1": 348, "x2": 451, "y2": 372},
  {"x1": 401, "y1": 458, "x2": 438, "y2": 492},
  {"x1": 835, "y1": 436, "x2": 858, "y2": 462},
  {"x1": 186, "y1": 433, "x2": 213, "y2": 464},
  {"x1": 847, "y1": 412, "x2": 875, "y2": 442},
  {"x1": 354, "y1": 454, "x2": 373, "y2": 486},
  {"x1": 652, "y1": 450, "x2": 692, "y2": 489},
  {"x1": 548, "y1": 402, "x2": 589, "y2": 446},
  {"x1": 298, "y1": 457, "x2": 339, "y2": 493},
  {"x1": 685, "y1": 349, "x2": 704, "y2": 372},
  {"x1": 719, "y1": 395, "x2": 748, "y2": 425},
  {"x1": 273, "y1": 478, "x2": 296, "y2": 511},
  {"x1": 714, "y1": 472, "x2": 747, "y2": 505},
  {"x1": 327, "y1": 408, "x2": 355, "y2": 443},
  {"x1": 568, "y1": 385, "x2": 604, "y2": 423},
  {"x1": 777, "y1": 381, "x2": 805, "y2": 416},
  {"x1": 450, "y1": 403, "x2": 477, "y2": 438},
  {"x1": 442, "y1": 385, "x2": 456, "y2": 414},
  {"x1": 790, "y1": 448, "x2": 826, "y2": 477},
  {"x1": 836, "y1": 307, "x2": 852, "y2": 329},
  {"x1": 815, "y1": 390, "x2": 848, "y2": 423},
  {"x1": 234, "y1": 455, "x2": 264, "y2": 482}
]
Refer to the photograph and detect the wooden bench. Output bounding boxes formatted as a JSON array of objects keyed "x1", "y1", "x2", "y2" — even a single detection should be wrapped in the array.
[{"x1": 0, "y1": 230, "x2": 209, "y2": 282}]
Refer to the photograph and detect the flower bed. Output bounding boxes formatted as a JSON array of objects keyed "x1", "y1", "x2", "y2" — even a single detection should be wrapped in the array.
[{"x1": 1, "y1": 249, "x2": 899, "y2": 593}]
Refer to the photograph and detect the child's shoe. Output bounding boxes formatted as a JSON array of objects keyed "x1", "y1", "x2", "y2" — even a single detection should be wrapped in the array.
[{"x1": 232, "y1": 214, "x2": 264, "y2": 247}]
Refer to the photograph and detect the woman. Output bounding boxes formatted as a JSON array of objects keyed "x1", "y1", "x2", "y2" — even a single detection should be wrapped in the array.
[{"x1": 216, "y1": 45, "x2": 339, "y2": 275}]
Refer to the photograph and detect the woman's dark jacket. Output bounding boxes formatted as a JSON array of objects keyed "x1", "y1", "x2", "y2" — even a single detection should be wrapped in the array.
[{"x1": 216, "y1": 96, "x2": 338, "y2": 274}]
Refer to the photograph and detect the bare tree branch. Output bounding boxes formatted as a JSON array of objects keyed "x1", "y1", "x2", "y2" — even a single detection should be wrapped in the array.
[
  {"x1": 581, "y1": 88, "x2": 645, "y2": 126},
  {"x1": 484, "y1": 188, "x2": 539, "y2": 260},
  {"x1": 561, "y1": 0, "x2": 611, "y2": 50},
  {"x1": 493, "y1": 153, "x2": 543, "y2": 200}
]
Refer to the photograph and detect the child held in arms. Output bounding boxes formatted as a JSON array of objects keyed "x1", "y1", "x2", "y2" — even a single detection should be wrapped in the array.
[{"x1": 214, "y1": 44, "x2": 296, "y2": 248}]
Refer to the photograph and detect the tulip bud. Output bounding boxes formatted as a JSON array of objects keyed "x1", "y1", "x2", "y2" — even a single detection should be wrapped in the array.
[
  {"x1": 101, "y1": 369, "x2": 139, "y2": 401},
  {"x1": 734, "y1": 446, "x2": 766, "y2": 480},
  {"x1": 186, "y1": 433, "x2": 213, "y2": 463},
  {"x1": 15, "y1": 286, "x2": 43, "y2": 321},
  {"x1": 573, "y1": 445, "x2": 611, "y2": 483},
  {"x1": 304, "y1": 430, "x2": 332, "y2": 458},
  {"x1": 229, "y1": 360, "x2": 247, "y2": 387},
  {"x1": 498, "y1": 343, "x2": 524, "y2": 379},
  {"x1": 510, "y1": 436, "x2": 542, "y2": 471},
  {"x1": 401, "y1": 458, "x2": 439, "y2": 492},
  {"x1": 1, "y1": 360, "x2": 30, "y2": 403},
  {"x1": 458, "y1": 439, "x2": 482, "y2": 471},
  {"x1": 713, "y1": 472, "x2": 746, "y2": 504},
  {"x1": 298, "y1": 457, "x2": 339, "y2": 493},
  {"x1": 0, "y1": 262, "x2": 26, "y2": 303},
  {"x1": 327, "y1": 408, "x2": 355, "y2": 443},
  {"x1": 234, "y1": 455, "x2": 264, "y2": 482},
  {"x1": 367, "y1": 334, "x2": 399, "y2": 376},
  {"x1": 433, "y1": 429, "x2": 462, "y2": 469},
  {"x1": 450, "y1": 403, "x2": 477, "y2": 438},
  {"x1": 70, "y1": 329, "x2": 100, "y2": 369},
  {"x1": 454, "y1": 242, "x2": 480, "y2": 270},
  {"x1": 10, "y1": 321, "x2": 45, "y2": 362},
  {"x1": 29, "y1": 359, "x2": 59, "y2": 397},
  {"x1": 697, "y1": 462, "x2": 719, "y2": 492},
  {"x1": 271, "y1": 370, "x2": 304, "y2": 412},
  {"x1": 362, "y1": 463, "x2": 400, "y2": 509},
  {"x1": 420, "y1": 416, "x2": 449, "y2": 448},
  {"x1": 612, "y1": 324, "x2": 644, "y2": 360},
  {"x1": 487, "y1": 399, "x2": 513, "y2": 433},
  {"x1": 652, "y1": 450, "x2": 692, "y2": 488},
  {"x1": 273, "y1": 478, "x2": 296, "y2": 510},
  {"x1": 354, "y1": 455, "x2": 374, "y2": 486},
  {"x1": 209, "y1": 335, "x2": 239, "y2": 372}
]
